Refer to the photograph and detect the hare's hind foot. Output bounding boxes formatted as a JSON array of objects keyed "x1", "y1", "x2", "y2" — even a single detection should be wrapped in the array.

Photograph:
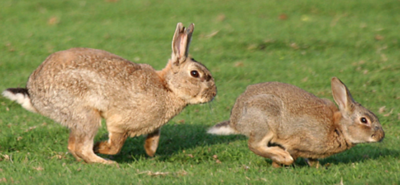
[
  {"x1": 248, "y1": 133, "x2": 294, "y2": 166},
  {"x1": 94, "y1": 132, "x2": 128, "y2": 155}
]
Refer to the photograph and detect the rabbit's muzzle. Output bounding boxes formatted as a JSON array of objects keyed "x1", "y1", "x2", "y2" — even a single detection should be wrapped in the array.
[
  {"x1": 201, "y1": 84, "x2": 217, "y2": 103},
  {"x1": 371, "y1": 126, "x2": 385, "y2": 142}
]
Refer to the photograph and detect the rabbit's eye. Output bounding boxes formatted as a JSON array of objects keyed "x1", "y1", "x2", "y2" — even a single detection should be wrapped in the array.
[
  {"x1": 190, "y1": 70, "x2": 199, "y2": 78},
  {"x1": 360, "y1": 117, "x2": 368, "y2": 124}
]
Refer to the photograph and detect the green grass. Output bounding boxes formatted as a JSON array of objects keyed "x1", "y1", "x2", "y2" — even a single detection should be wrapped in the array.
[{"x1": 1, "y1": 0, "x2": 399, "y2": 184}]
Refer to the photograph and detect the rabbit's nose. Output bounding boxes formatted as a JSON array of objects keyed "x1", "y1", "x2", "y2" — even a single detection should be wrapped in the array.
[{"x1": 371, "y1": 126, "x2": 385, "y2": 142}]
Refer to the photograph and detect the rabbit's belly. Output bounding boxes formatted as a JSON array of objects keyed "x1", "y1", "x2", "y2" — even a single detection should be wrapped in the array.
[
  {"x1": 104, "y1": 101, "x2": 185, "y2": 137},
  {"x1": 125, "y1": 114, "x2": 173, "y2": 137},
  {"x1": 286, "y1": 135, "x2": 351, "y2": 159}
]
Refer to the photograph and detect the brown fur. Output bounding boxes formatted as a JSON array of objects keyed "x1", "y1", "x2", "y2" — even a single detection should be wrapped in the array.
[
  {"x1": 4, "y1": 23, "x2": 216, "y2": 164},
  {"x1": 144, "y1": 128, "x2": 161, "y2": 157},
  {"x1": 209, "y1": 77, "x2": 384, "y2": 167}
]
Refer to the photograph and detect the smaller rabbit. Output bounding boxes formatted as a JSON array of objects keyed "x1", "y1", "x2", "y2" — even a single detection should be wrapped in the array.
[
  {"x1": 208, "y1": 77, "x2": 384, "y2": 167},
  {"x1": 3, "y1": 23, "x2": 217, "y2": 164}
]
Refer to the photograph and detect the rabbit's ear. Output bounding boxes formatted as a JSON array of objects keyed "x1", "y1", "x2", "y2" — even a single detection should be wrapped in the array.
[
  {"x1": 331, "y1": 77, "x2": 355, "y2": 111},
  {"x1": 171, "y1": 23, "x2": 194, "y2": 65}
]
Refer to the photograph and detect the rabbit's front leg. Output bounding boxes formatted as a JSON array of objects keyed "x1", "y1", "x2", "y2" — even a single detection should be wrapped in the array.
[
  {"x1": 305, "y1": 158, "x2": 320, "y2": 168},
  {"x1": 93, "y1": 132, "x2": 128, "y2": 155},
  {"x1": 144, "y1": 128, "x2": 161, "y2": 157}
]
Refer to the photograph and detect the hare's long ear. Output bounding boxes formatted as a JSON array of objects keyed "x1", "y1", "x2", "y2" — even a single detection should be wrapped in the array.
[
  {"x1": 331, "y1": 77, "x2": 355, "y2": 111},
  {"x1": 171, "y1": 23, "x2": 194, "y2": 66}
]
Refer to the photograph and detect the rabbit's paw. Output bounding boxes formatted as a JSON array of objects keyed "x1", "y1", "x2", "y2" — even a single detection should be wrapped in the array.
[{"x1": 271, "y1": 150, "x2": 294, "y2": 166}]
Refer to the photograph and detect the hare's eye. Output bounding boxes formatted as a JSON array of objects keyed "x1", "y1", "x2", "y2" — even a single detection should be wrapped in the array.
[
  {"x1": 360, "y1": 117, "x2": 368, "y2": 124},
  {"x1": 190, "y1": 70, "x2": 199, "y2": 78}
]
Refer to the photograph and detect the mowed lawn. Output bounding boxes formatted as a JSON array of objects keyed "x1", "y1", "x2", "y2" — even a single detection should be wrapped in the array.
[{"x1": 0, "y1": 0, "x2": 399, "y2": 184}]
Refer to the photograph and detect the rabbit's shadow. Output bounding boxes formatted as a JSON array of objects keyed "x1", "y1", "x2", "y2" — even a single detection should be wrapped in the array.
[
  {"x1": 283, "y1": 144, "x2": 399, "y2": 168},
  {"x1": 96, "y1": 124, "x2": 399, "y2": 166},
  {"x1": 96, "y1": 123, "x2": 246, "y2": 163},
  {"x1": 320, "y1": 143, "x2": 398, "y2": 165}
]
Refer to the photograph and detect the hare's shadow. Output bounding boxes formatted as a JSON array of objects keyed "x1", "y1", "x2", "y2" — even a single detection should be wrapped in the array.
[{"x1": 96, "y1": 123, "x2": 246, "y2": 163}]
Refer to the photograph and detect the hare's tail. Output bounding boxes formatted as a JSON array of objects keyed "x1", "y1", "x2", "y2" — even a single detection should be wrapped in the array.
[
  {"x1": 2, "y1": 88, "x2": 38, "y2": 113},
  {"x1": 207, "y1": 120, "x2": 239, "y2": 135}
]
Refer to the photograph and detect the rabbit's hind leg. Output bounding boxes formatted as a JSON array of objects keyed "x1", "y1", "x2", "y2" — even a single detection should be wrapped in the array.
[
  {"x1": 72, "y1": 130, "x2": 115, "y2": 164},
  {"x1": 248, "y1": 132, "x2": 294, "y2": 167},
  {"x1": 67, "y1": 130, "x2": 82, "y2": 161},
  {"x1": 69, "y1": 108, "x2": 114, "y2": 164},
  {"x1": 144, "y1": 128, "x2": 161, "y2": 157}
]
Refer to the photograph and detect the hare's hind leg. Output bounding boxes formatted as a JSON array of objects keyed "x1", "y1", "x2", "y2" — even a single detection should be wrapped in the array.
[{"x1": 144, "y1": 128, "x2": 161, "y2": 157}]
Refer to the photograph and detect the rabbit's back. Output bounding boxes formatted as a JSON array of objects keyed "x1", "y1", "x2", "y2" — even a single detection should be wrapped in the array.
[
  {"x1": 27, "y1": 48, "x2": 170, "y2": 130},
  {"x1": 232, "y1": 82, "x2": 336, "y2": 128},
  {"x1": 28, "y1": 48, "x2": 157, "y2": 88}
]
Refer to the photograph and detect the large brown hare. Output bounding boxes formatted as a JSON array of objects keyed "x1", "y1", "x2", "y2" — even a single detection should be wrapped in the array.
[
  {"x1": 3, "y1": 23, "x2": 217, "y2": 164},
  {"x1": 208, "y1": 77, "x2": 384, "y2": 167}
]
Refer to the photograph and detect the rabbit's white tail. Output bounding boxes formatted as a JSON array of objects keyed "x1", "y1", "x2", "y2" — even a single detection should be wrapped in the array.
[
  {"x1": 207, "y1": 120, "x2": 239, "y2": 135},
  {"x1": 2, "y1": 88, "x2": 38, "y2": 113}
]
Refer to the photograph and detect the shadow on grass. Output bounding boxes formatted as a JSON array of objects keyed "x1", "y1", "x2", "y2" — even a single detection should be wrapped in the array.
[
  {"x1": 288, "y1": 144, "x2": 400, "y2": 168},
  {"x1": 99, "y1": 123, "x2": 399, "y2": 166},
  {"x1": 322, "y1": 144, "x2": 399, "y2": 164},
  {"x1": 5, "y1": 120, "x2": 395, "y2": 166},
  {"x1": 97, "y1": 123, "x2": 246, "y2": 164}
]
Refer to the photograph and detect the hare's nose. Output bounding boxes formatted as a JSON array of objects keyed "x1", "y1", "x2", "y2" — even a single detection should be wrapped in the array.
[{"x1": 374, "y1": 125, "x2": 381, "y2": 131}]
